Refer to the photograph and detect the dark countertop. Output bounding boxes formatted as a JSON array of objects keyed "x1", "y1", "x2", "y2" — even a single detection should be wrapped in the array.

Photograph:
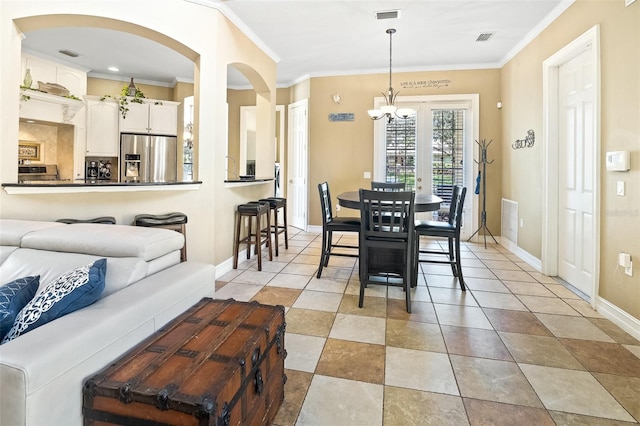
[
  {"x1": 3, "y1": 180, "x2": 202, "y2": 187},
  {"x1": 224, "y1": 177, "x2": 273, "y2": 183}
]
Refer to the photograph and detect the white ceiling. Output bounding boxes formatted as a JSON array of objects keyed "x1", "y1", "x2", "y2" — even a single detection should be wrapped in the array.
[{"x1": 20, "y1": 0, "x2": 572, "y2": 89}]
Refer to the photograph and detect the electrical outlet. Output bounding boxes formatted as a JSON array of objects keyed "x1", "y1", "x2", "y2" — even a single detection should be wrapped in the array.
[
  {"x1": 336, "y1": 205, "x2": 341, "y2": 212},
  {"x1": 619, "y1": 252, "x2": 633, "y2": 276},
  {"x1": 364, "y1": 171, "x2": 371, "y2": 179}
]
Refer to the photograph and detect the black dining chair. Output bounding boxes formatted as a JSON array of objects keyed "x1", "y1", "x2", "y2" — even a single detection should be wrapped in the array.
[
  {"x1": 414, "y1": 185, "x2": 467, "y2": 290},
  {"x1": 317, "y1": 182, "x2": 360, "y2": 278},
  {"x1": 359, "y1": 188, "x2": 415, "y2": 312},
  {"x1": 371, "y1": 181, "x2": 406, "y2": 191}
]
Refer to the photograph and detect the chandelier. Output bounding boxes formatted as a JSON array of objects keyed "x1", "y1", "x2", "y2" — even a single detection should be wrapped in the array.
[{"x1": 367, "y1": 28, "x2": 414, "y2": 123}]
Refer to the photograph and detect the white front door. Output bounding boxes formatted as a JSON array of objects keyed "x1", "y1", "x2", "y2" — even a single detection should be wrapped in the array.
[
  {"x1": 558, "y1": 49, "x2": 596, "y2": 296},
  {"x1": 287, "y1": 99, "x2": 309, "y2": 230}
]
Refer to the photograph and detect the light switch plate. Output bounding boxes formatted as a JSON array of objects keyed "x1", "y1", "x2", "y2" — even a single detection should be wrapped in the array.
[
  {"x1": 626, "y1": 0, "x2": 636, "y2": 7},
  {"x1": 617, "y1": 181, "x2": 625, "y2": 196},
  {"x1": 364, "y1": 171, "x2": 371, "y2": 179}
]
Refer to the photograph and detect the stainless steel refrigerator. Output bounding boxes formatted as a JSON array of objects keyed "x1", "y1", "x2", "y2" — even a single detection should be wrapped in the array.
[{"x1": 120, "y1": 134, "x2": 177, "y2": 183}]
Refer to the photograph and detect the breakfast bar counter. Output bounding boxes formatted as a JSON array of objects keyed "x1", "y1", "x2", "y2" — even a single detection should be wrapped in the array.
[{"x1": 2, "y1": 180, "x2": 202, "y2": 195}]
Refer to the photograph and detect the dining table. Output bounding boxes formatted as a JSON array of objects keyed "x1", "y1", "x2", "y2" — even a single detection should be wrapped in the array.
[
  {"x1": 337, "y1": 191, "x2": 442, "y2": 213},
  {"x1": 336, "y1": 190, "x2": 443, "y2": 290}
]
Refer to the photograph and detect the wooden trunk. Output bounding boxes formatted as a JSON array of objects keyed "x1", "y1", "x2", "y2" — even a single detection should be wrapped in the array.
[{"x1": 83, "y1": 298, "x2": 286, "y2": 426}]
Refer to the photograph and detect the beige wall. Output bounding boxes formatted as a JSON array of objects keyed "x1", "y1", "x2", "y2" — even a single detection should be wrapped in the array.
[
  {"x1": 305, "y1": 70, "x2": 502, "y2": 229},
  {"x1": 501, "y1": 0, "x2": 640, "y2": 319},
  {"x1": 1, "y1": 1, "x2": 277, "y2": 268}
]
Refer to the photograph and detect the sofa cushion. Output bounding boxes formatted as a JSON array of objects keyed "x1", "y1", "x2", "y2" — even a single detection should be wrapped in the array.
[
  {"x1": 1, "y1": 259, "x2": 106, "y2": 343},
  {"x1": 0, "y1": 219, "x2": 65, "y2": 247},
  {"x1": 20, "y1": 223, "x2": 183, "y2": 261},
  {"x1": 0, "y1": 276, "x2": 39, "y2": 340}
]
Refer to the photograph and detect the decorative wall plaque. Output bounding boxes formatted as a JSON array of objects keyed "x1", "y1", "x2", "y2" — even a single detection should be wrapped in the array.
[
  {"x1": 400, "y1": 79, "x2": 452, "y2": 89},
  {"x1": 328, "y1": 113, "x2": 355, "y2": 122}
]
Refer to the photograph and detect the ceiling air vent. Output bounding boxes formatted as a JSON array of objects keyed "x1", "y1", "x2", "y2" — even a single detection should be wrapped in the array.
[
  {"x1": 375, "y1": 10, "x2": 401, "y2": 20},
  {"x1": 476, "y1": 32, "x2": 495, "y2": 42},
  {"x1": 58, "y1": 49, "x2": 80, "y2": 58}
]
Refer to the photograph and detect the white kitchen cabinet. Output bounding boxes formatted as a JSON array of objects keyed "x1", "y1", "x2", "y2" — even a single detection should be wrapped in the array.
[
  {"x1": 85, "y1": 96, "x2": 119, "y2": 156},
  {"x1": 119, "y1": 99, "x2": 179, "y2": 135},
  {"x1": 22, "y1": 54, "x2": 87, "y2": 96}
]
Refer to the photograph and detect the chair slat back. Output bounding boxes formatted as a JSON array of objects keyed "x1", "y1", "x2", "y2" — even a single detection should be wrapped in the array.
[
  {"x1": 318, "y1": 182, "x2": 333, "y2": 226},
  {"x1": 359, "y1": 189, "x2": 415, "y2": 240},
  {"x1": 452, "y1": 186, "x2": 467, "y2": 230},
  {"x1": 371, "y1": 181, "x2": 406, "y2": 192}
]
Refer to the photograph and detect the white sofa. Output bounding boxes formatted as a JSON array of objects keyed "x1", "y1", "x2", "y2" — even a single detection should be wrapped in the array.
[{"x1": 0, "y1": 219, "x2": 216, "y2": 426}]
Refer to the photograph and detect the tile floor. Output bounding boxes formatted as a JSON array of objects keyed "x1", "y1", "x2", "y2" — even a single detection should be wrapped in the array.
[{"x1": 216, "y1": 228, "x2": 640, "y2": 425}]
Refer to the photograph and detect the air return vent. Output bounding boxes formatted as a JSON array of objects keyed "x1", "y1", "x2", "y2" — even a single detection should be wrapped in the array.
[
  {"x1": 375, "y1": 10, "x2": 401, "y2": 20},
  {"x1": 475, "y1": 32, "x2": 495, "y2": 42},
  {"x1": 58, "y1": 49, "x2": 80, "y2": 58}
]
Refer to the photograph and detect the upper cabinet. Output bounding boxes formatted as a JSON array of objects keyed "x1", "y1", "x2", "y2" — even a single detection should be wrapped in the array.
[
  {"x1": 85, "y1": 96, "x2": 119, "y2": 157},
  {"x1": 119, "y1": 99, "x2": 180, "y2": 135},
  {"x1": 22, "y1": 54, "x2": 87, "y2": 96}
]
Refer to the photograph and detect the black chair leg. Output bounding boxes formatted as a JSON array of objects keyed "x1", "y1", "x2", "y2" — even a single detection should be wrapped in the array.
[
  {"x1": 317, "y1": 230, "x2": 328, "y2": 278},
  {"x1": 455, "y1": 237, "x2": 465, "y2": 291},
  {"x1": 324, "y1": 231, "x2": 333, "y2": 267},
  {"x1": 448, "y1": 237, "x2": 457, "y2": 277}
]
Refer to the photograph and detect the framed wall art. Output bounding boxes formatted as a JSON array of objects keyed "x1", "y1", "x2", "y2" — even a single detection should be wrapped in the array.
[{"x1": 18, "y1": 141, "x2": 41, "y2": 161}]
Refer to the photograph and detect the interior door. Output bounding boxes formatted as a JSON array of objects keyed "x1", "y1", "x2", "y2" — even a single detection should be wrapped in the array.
[
  {"x1": 558, "y1": 49, "x2": 595, "y2": 296},
  {"x1": 287, "y1": 99, "x2": 309, "y2": 230}
]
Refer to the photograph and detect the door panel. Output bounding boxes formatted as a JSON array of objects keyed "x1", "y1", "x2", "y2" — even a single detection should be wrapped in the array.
[
  {"x1": 287, "y1": 100, "x2": 308, "y2": 230},
  {"x1": 558, "y1": 49, "x2": 595, "y2": 296}
]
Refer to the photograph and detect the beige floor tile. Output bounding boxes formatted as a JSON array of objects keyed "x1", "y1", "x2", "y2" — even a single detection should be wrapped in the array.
[
  {"x1": 518, "y1": 295, "x2": 581, "y2": 316},
  {"x1": 231, "y1": 269, "x2": 277, "y2": 285},
  {"x1": 291, "y1": 253, "x2": 321, "y2": 264},
  {"x1": 535, "y1": 314, "x2": 616, "y2": 342},
  {"x1": 498, "y1": 331, "x2": 584, "y2": 369},
  {"x1": 463, "y1": 398, "x2": 555, "y2": 426},
  {"x1": 472, "y1": 251, "x2": 510, "y2": 261},
  {"x1": 272, "y1": 369, "x2": 313, "y2": 426},
  {"x1": 559, "y1": 338, "x2": 640, "y2": 377},
  {"x1": 247, "y1": 260, "x2": 288, "y2": 273},
  {"x1": 502, "y1": 280, "x2": 556, "y2": 297},
  {"x1": 316, "y1": 266, "x2": 354, "y2": 282},
  {"x1": 434, "y1": 303, "x2": 493, "y2": 329},
  {"x1": 386, "y1": 299, "x2": 439, "y2": 324},
  {"x1": 589, "y1": 318, "x2": 640, "y2": 345},
  {"x1": 424, "y1": 273, "x2": 462, "y2": 289},
  {"x1": 338, "y1": 294, "x2": 387, "y2": 318},
  {"x1": 386, "y1": 319, "x2": 446, "y2": 352},
  {"x1": 514, "y1": 261, "x2": 538, "y2": 272},
  {"x1": 492, "y1": 269, "x2": 536, "y2": 282},
  {"x1": 451, "y1": 355, "x2": 543, "y2": 408},
  {"x1": 384, "y1": 387, "x2": 469, "y2": 426},
  {"x1": 345, "y1": 281, "x2": 388, "y2": 298},
  {"x1": 594, "y1": 373, "x2": 640, "y2": 422},
  {"x1": 281, "y1": 262, "x2": 318, "y2": 276},
  {"x1": 385, "y1": 347, "x2": 459, "y2": 395},
  {"x1": 566, "y1": 299, "x2": 605, "y2": 318},
  {"x1": 285, "y1": 308, "x2": 336, "y2": 337},
  {"x1": 267, "y1": 272, "x2": 311, "y2": 289},
  {"x1": 549, "y1": 411, "x2": 639, "y2": 425},
  {"x1": 329, "y1": 313, "x2": 386, "y2": 344},
  {"x1": 483, "y1": 308, "x2": 553, "y2": 336},
  {"x1": 544, "y1": 283, "x2": 583, "y2": 299},
  {"x1": 626, "y1": 345, "x2": 640, "y2": 359},
  {"x1": 315, "y1": 338, "x2": 385, "y2": 384},
  {"x1": 292, "y1": 290, "x2": 343, "y2": 312},
  {"x1": 481, "y1": 260, "x2": 523, "y2": 270},
  {"x1": 442, "y1": 326, "x2": 513, "y2": 361},
  {"x1": 461, "y1": 267, "x2": 498, "y2": 279},
  {"x1": 213, "y1": 282, "x2": 263, "y2": 301},
  {"x1": 297, "y1": 375, "x2": 383, "y2": 426},
  {"x1": 463, "y1": 277, "x2": 510, "y2": 293},
  {"x1": 422, "y1": 263, "x2": 458, "y2": 276},
  {"x1": 387, "y1": 283, "x2": 431, "y2": 303},
  {"x1": 217, "y1": 268, "x2": 243, "y2": 282},
  {"x1": 528, "y1": 271, "x2": 559, "y2": 284},
  {"x1": 429, "y1": 287, "x2": 478, "y2": 306},
  {"x1": 471, "y1": 290, "x2": 528, "y2": 311},
  {"x1": 251, "y1": 286, "x2": 301, "y2": 307},
  {"x1": 304, "y1": 276, "x2": 348, "y2": 293},
  {"x1": 284, "y1": 333, "x2": 326, "y2": 373},
  {"x1": 519, "y1": 364, "x2": 635, "y2": 422}
]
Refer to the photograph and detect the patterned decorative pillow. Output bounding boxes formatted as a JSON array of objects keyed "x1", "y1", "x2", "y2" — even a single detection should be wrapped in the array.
[
  {"x1": 0, "y1": 276, "x2": 40, "y2": 340},
  {"x1": 1, "y1": 259, "x2": 107, "y2": 343}
]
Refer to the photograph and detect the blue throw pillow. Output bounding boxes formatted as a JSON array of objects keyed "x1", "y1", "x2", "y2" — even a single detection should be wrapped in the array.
[
  {"x1": 0, "y1": 276, "x2": 40, "y2": 340},
  {"x1": 1, "y1": 259, "x2": 106, "y2": 343}
]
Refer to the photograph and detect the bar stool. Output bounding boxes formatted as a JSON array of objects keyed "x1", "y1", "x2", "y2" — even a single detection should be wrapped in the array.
[
  {"x1": 134, "y1": 212, "x2": 188, "y2": 262},
  {"x1": 233, "y1": 202, "x2": 273, "y2": 271},
  {"x1": 56, "y1": 216, "x2": 116, "y2": 224},
  {"x1": 259, "y1": 197, "x2": 288, "y2": 256}
]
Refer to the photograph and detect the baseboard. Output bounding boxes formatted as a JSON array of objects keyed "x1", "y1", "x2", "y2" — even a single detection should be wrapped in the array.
[
  {"x1": 595, "y1": 297, "x2": 640, "y2": 341},
  {"x1": 498, "y1": 237, "x2": 542, "y2": 271},
  {"x1": 499, "y1": 239, "x2": 640, "y2": 342}
]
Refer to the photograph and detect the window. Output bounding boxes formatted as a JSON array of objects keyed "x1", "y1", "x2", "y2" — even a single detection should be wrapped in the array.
[
  {"x1": 384, "y1": 113, "x2": 416, "y2": 190},
  {"x1": 431, "y1": 109, "x2": 465, "y2": 219}
]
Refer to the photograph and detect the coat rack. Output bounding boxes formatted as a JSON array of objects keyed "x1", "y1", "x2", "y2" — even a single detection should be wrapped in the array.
[{"x1": 468, "y1": 139, "x2": 498, "y2": 248}]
